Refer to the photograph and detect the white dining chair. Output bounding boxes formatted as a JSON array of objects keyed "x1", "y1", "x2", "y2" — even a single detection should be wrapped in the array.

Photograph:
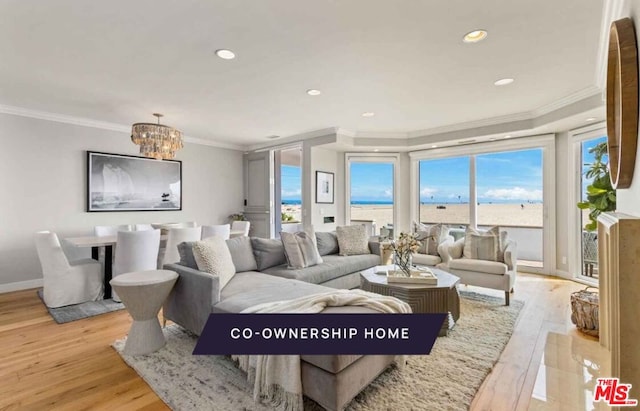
[
  {"x1": 135, "y1": 224, "x2": 154, "y2": 231},
  {"x1": 35, "y1": 231, "x2": 103, "y2": 308},
  {"x1": 112, "y1": 229, "x2": 161, "y2": 302},
  {"x1": 201, "y1": 224, "x2": 231, "y2": 240},
  {"x1": 94, "y1": 225, "x2": 133, "y2": 237},
  {"x1": 231, "y1": 220, "x2": 250, "y2": 237},
  {"x1": 161, "y1": 227, "x2": 202, "y2": 267}
]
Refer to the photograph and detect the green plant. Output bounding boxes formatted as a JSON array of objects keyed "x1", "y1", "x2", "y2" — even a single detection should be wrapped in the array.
[
  {"x1": 577, "y1": 141, "x2": 616, "y2": 231},
  {"x1": 229, "y1": 213, "x2": 246, "y2": 221},
  {"x1": 281, "y1": 212, "x2": 294, "y2": 222}
]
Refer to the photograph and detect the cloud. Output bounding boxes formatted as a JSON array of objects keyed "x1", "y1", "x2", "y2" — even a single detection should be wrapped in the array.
[
  {"x1": 482, "y1": 187, "x2": 542, "y2": 201},
  {"x1": 420, "y1": 187, "x2": 437, "y2": 196},
  {"x1": 282, "y1": 189, "x2": 301, "y2": 197},
  {"x1": 383, "y1": 188, "x2": 393, "y2": 198}
]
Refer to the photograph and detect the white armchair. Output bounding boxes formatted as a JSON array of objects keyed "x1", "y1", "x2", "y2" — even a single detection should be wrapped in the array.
[
  {"x1": 35, "y1": 231, "x2": 104, "y2": 308},
  {"x1": 439, "y1": 235, "x2": 518, "y2": 306}
]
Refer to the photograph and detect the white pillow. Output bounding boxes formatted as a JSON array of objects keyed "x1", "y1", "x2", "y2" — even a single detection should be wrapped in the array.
[
  {"x1": 281, "y1": 226, "x2": 323, "y2": 269},
  {"x1": 192, "y1": 236, "x2": 236, "y2": 289},
  {"x1": 336, "y1": 225, "x2": 370, "y2": 256}
]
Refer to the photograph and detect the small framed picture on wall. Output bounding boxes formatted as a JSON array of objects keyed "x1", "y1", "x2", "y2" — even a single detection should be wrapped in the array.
[{"x1": 315, "y1": 171, "x2": 334, "y2": 204}]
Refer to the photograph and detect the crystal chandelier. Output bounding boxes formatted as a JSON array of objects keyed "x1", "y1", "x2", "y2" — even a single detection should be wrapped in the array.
[{"x1": 131, "y1": 113, "x2": 183, "y2": 160}]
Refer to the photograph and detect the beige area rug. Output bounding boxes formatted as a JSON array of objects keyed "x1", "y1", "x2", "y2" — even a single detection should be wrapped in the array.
[{"x1": 113, "y1": 292, "x2": 523, "y2": 410}]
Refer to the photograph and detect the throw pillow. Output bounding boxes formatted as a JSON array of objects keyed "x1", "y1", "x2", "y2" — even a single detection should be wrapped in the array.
[
  {"x1": 192, "y1": 236, "x2": 236, "y2": 289},
  {"x1": 315, "y1": 231, "x2": 340, "y2": 256},
  {"x1": 281, "y1": 227, "x2": 323, "y2": 269},
  {"x1": 467, "y1": 233, "x2": 499, "y2": 261},
  {"x1": 336, "y1": 225, "x2": 370, "y2": 256},
  {"x1": 414, "y1": 222, "x2": 448, "y2": 256},
  {"x1": 226, "y1": 236, "x2": 258, "y2": 273},
  {"x1": 177, "y1": 241, "x2": 198, "y2": 269},
  {"x1": 251, "y1": 237, "x2": 287, "y2": 271},
  {"x1": 463, "y1": 226, "x2": 500, "y2": 260}
]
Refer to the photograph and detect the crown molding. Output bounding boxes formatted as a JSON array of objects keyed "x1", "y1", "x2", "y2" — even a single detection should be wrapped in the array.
[
  {"x1": 247, "y1": 127, "x2": 338, "y2": 151},
  {"x1": 0, "y1": 104, "x2": 246, "y2": 151},
  {"x1": 596, "y1": 0, "x2": 628, "y2": 88},
  {"x1": 532, "y1": 85, "x2": 603, "y2": 117}
]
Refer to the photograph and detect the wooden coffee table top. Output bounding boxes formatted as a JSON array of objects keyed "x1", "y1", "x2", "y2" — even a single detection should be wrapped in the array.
[{"x1": 360, "y1": 265, "x2": 460, "y2": 290}]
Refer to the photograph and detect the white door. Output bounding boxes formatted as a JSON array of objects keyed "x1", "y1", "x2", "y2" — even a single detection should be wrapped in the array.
[{"x1": 243, "y1": 151, "x2": 274, "y2": 238}]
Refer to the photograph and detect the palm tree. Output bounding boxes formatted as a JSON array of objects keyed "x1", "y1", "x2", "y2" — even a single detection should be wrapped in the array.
[{"x1": 577, "y1": 141, "x2": 616, "y2": 231}]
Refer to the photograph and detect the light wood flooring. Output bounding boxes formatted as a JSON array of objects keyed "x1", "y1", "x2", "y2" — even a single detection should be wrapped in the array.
[{"x1": 0, "y1": 273, "x2": 599, "y2": 411}]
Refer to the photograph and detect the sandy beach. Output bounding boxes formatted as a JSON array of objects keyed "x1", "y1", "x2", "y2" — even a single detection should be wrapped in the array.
[
  {"x1": 351, "y1": 203, "x2": 544, "y2": 228},
  {"x1": 283, "y1": 203, "x2": 592, "y2": 231}
]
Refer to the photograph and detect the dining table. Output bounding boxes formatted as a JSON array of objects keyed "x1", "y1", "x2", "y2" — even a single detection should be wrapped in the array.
[
  {"x1": 65, "y1": 235, "x2": 118, "y2": 299},
  {"x1": 65, "y1": 234, "x2": 167, "y2": 300}
]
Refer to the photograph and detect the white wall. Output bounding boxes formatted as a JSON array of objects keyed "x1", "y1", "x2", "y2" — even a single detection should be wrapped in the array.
[
  {"x1": 0, "y1": 113, "x2": 244, "y2": 287},
  {"x1": 616, "y1": 0, "x2": 640, "y2": 216},
  {"x1": 310, "y1": 147, "x2": 339, "y2": 231}
]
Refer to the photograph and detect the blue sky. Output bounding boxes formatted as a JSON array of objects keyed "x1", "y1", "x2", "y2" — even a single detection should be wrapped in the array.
[
  {"x1": 280, "y1": 139, "x2": 608, "y2": 203},
  {"x1": 419, "y1": 149, "x2": 543, "y2": 204}
]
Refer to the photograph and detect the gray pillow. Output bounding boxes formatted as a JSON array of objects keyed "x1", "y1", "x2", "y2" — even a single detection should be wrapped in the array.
[
  {"x1": 177, "y1": 241, "x2": 198, "y2": 269},
  {"x1": 281, "y1": 228, "x2": 323, "y2": 269},
  {"x1": 226, "y1": 236, "x2": 258, "y2": 273},
  {"x1": 467, "y1": 233, "x2": 499, "y2": 261},
  {"x1": 315, "y1": 231, "x2": 340, "y2": 256},
  {"x1": 414, "y1": 222, "x2": 448, "y2": 256},
  {"x1": 251, "y1": 237, "x2": 287, "y2": 271},
  {"x1": 336, "y1": 225, "x2": 370, "y2": 256}
]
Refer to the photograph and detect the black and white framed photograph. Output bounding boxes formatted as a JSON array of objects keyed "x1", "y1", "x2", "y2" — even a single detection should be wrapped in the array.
[
  {"x1": 87, "y1": 151, "x2": 182, "y2": 212},
  {"x1": 315, "y1": 171, "x2": 334, "y2": 204}
]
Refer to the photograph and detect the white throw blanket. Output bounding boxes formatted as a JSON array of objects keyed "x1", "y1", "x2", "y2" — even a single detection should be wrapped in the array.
[{"x1": 232, "y1": 289, "x2": 412, "y2": 411}]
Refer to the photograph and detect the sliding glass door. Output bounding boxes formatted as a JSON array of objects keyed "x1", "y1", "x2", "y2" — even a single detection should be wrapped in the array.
[{"x1": 476, "y1": 149, "x2": 544, "y2": 268}]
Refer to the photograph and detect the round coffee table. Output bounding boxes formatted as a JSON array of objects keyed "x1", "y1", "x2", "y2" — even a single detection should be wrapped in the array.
[
  {"x1": 360, "y1": 265, "x2": 460, "y2": 336},
  {"x1": 110, "y1": 269, "x2": 178, "y2": 355}
]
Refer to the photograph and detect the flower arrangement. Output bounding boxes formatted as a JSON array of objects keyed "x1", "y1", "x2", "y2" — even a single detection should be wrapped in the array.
[{"x1": 388, "y1": 232, "x2": 422, "y2": 276}]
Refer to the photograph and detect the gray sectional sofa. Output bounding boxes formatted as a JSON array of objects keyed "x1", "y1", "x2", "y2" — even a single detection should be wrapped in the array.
[{"x1": 163, "y1": 232, "x2": 390, "y2": 411}]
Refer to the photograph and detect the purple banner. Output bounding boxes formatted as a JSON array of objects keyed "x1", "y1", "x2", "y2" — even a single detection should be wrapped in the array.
[{"x1": 193, "y1": 313, "x2": 446, "y2": 355}]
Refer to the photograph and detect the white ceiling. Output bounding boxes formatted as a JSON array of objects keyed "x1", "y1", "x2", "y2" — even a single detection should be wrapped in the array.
[{"x1": 0, "y1": 0, "x2": 605, "y2": 148}]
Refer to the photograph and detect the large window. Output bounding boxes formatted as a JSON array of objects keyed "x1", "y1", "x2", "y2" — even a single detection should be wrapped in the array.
[
  {"x1": 413, "y1": 136, "x2": 554, "y2": 274},
  {"x1": 419, "y1": 156, "x2": 470, "y2": 226}
]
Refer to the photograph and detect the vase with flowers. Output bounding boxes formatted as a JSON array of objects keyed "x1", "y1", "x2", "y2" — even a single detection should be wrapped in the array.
[{"x1": 389, "y1": 232, "x2": 422, "y2": 276}]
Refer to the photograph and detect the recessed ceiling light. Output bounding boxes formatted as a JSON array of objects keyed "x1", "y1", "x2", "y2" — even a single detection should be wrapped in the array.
[
  {"x1": 373, "y1": 149, "x2": 380, "y2": 152},
  {"x1": 266, "y1": 135, "x2": 280, "y2": 140},
  {"x1": 431, "y1": 145, "x2": 438, "y2": 148},
  {"x1": 585, "y1": 117, "x2": 596, "y2": 122},
  {"x1": 504, "y1": 135, "x2": 512, "y2": 139},
  {"x1": 306, "y1": 89, "x2": 321, "y2": 96},
  {"x1": 215, "y1": 49, "x2": 236, "y2": 60},
  {"x1": 463, "y1": 30, "x2": 488, "y2": 43},
  {"x1": 494, "y1": 78, "x2": 514, "y2": 86},
  {"x1": 362, "y1": 112, "x2": 375, "y2": 117}
]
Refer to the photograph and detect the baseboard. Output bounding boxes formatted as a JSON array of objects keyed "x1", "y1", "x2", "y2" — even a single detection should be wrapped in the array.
[
  {"x1": 0, "y1": 278, "x2": 43, "y2": 294},
  {"x1": 554, "y1": 270, "x2": 573, "y2": 280}
]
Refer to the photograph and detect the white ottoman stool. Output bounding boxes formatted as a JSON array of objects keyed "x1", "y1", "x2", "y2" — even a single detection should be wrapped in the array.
[{"x1": 110, "y1": 269, "x2": 178, "y2": 355}]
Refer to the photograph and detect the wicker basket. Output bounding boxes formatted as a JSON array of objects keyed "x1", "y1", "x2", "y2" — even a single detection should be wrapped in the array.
[{"x1": 570, "y1": 286, "x2": 599, "y2": 337}]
